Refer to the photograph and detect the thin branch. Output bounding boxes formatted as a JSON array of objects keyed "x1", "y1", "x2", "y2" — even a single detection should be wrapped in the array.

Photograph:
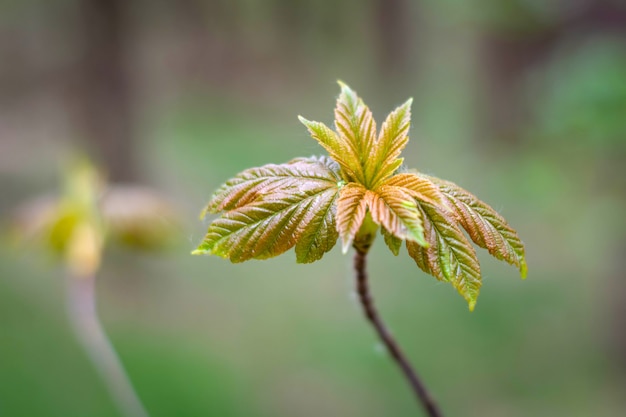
[
  {"x1": 354, "y1": 249, "x2": 443, "y2": 417},
  {"x1": 66, "y1": 272, "x2": 149, "y2": 417}
]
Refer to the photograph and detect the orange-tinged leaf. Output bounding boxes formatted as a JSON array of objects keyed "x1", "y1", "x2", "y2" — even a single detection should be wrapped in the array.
[
  {"x1": 366, "y1": 185, "x2": 427, "y2": 246},
  {"x1": 194, "y1": 157, "x2": 341, "y2": 263},
  {"x1": 205, "y1": 156, "x2": 341, "y2": 214},
  {"x1": 369, "y1": 98, "x2": 412, "y2": 187},
  {"x1": 336, "y1": 183, "x2": 368, "y2": 253},
  {"x1": 383, "y1": 173, "x2": 447, "y2": 208},
  {"x1": 422, "y1": 174, "x2": 527, "y2": 278},
  {"x1": 295, "y1": 187, "x2": 339, "y2": 263},
  {"x1": 407, "y1": 201, "x2": 482, "y2": 310},
  {"x1": 193, "y1": 82, "x2": 526, "y2": 311}
]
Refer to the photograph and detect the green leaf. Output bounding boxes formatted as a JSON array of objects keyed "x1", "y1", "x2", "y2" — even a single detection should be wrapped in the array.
[
  {"x1": 382, "y1": 227, "x2": 402, "y2": 256},
  {"x1": 422, "y1": 174, "x2": 527, "y2": 278},
  {"x1": 407, "y1": 201, "x2": 482, "y2": 310},
  {"x1": 369, "y1": 98, "x2": 413, "y2": 187},
  {"x1": 297, "y1": 118, "x2": 360, "y2": 182},
  {"x1": 333, "y1": 81, "x2": 376, "y2": 184},
  {"x1": 194, "y1": 157, "x2": 341, "y2": 263},
  {"x1": 335, "y1": 81, "x2": 377, "y2": 161}
]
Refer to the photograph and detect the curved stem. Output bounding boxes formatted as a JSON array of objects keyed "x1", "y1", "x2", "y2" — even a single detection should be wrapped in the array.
[
  {"x1": 66, "y1": 272, "x2": 149, "y2": 417},
  {"x1": 354, "y1": 250, "x2": 443, "y2": 417}
]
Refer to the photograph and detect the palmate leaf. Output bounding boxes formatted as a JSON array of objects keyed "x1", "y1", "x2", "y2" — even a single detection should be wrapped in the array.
[
  {"x1": 407, "y1": 201, "x2": 482, "y2": 311},
  {"x1": 298, "y1": 82, "x2": 382, "y2": 186},
  {"x1": 196, "y1": 81, "x2": 527, "y2": 311},
  {"x1": 194, "y1": 156, "x2": 342, "y2": 263},
  {"x1": 336, "y1": 173, "x2": 441, "y2": 252},
  {"x1": 419, "y1": 174, "x2": 527, "y2": 278}
]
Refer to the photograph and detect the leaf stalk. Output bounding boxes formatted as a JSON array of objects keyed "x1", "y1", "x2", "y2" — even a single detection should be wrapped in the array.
[
  {"x1": 353, "y1": 249, "x2": 443, "y2": 417},
  {"x1": 66, "y1": 272, "x2": 149, "y2": 417}
]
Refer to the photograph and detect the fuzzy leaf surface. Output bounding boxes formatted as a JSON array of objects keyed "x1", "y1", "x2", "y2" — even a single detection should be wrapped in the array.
[
  {"x1": 366, "y1": 185, "x2": 427, "y2": 246},
  {"x1": 195, "y1": 157, "x2": 341, "y2": 263},
  {"x1": 384, "y1": 173, "x2": 447, "y2": 208},
  {"x1": 407, "y1": 201, "x2": 482, "y2": 310},
  {"x1": 422, "y1": 174, "x2": 527, "y2": 278},
  {"x1": 336, "y1": 183, "x2": 368, "y2": 252},
  {"x1": 206, "y1": 156, "x2": 340, "y2": 214},
  {"x1": 333, "y1": 82, "x2": 376, "y2": 184}
]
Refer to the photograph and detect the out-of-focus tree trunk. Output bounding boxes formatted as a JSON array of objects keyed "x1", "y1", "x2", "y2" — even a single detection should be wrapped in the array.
[
  {"x1": 74, "y1": 0, "x2": 136, "y2": 182},
  {"x1": 374, "y1": 0, "x2": 411, "y2": 78},
  {"x1": 480, "y1": 31, "x2": 557, "y2": 144},
  {"x1": 480, "y1": 0, "x2": 626, "y2": 145},
  {"x1": 274, "y1": 0, "x2": 305, "y2": 55}
]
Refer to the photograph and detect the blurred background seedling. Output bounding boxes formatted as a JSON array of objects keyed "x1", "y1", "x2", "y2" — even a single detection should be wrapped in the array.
[{"x1": 9, "y1": 158, "x2": 180, "y2": 417}]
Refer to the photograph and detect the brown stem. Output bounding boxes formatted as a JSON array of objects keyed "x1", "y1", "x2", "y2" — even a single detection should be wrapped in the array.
[
  {"x1": 66, "y1": 273, "x2": 149, "y2": 417},
  {"x1": 354, "y1": 249, "x2": 443, "y2": 417}
]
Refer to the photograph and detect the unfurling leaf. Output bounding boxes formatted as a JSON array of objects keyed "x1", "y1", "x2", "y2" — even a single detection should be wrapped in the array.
[
  {"x1": 194, "y1": 156, "x2": 342, "y2": 263},
  {"x1": 196, "y1": 81, "x2": 527, "y2": 310},
  {"x1": 407, "y1": 201, "x2": 482, "y2": 310}
]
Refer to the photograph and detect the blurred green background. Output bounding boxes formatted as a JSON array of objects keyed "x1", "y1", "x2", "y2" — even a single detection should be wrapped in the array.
[{"x1": 1, "y1": 0, "x2": 625, "y2": 416}]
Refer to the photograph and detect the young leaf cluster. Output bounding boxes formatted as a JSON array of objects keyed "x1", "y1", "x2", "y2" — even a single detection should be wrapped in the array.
[
  {"x1": 194, "y1": 82, "x2": 526, "y2": 310},
  {"x1": 11, "y1": 160, "x2": 180, "y2": 275}
]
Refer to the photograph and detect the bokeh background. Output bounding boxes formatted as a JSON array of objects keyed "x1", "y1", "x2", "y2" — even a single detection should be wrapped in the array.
[{"x1": 1, "y1": 0, "x2": 626, "y2": 416}]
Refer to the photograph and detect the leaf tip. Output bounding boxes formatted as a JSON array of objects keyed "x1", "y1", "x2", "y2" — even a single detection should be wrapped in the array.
[
  {"x1": 409, "y1": 231, "x2": 429, "y2": 249},
  {"x1": 191, "y1": 248, "x2": 206, "y2": 256},
  {"x1": 519, "y1": 259, "x2": 528, "y2": 279},
  {"x1": 336, "y1": 80, "x2": 355, "y2": 96},
  {"x1": 468, "y1": 300, "x2": 477, "y2": 312},
  {"x1": 298, "y1": 116, "x2": 316, "y2": 131},
  {"x1": 341, "y1": 238, "x2": 352, "y2": 254}
]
